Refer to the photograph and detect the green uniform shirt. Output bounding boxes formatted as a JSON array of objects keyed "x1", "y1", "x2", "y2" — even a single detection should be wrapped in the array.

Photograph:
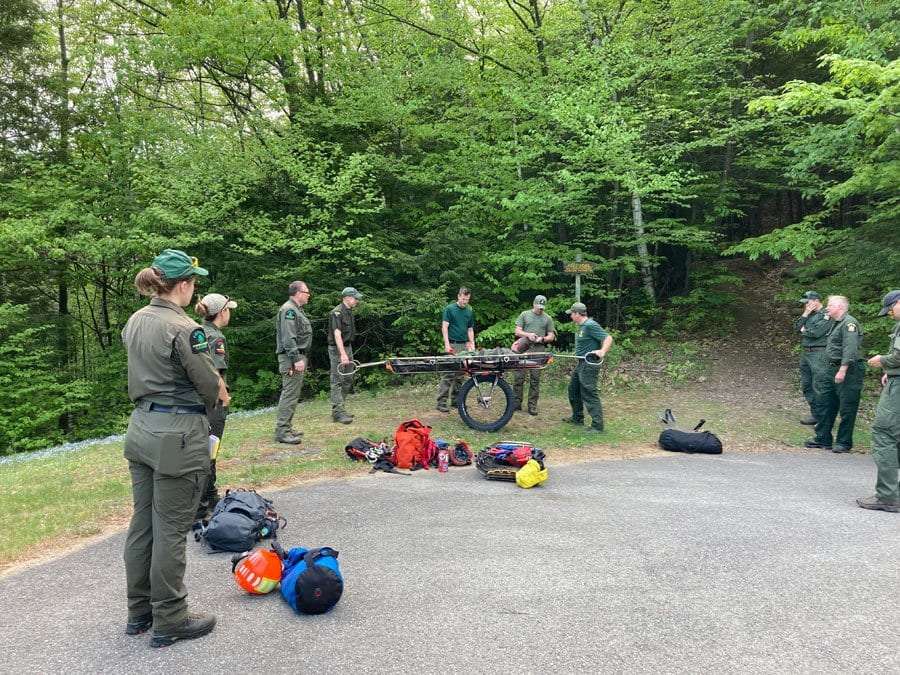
[
  {"x1": 574, "y1": 319, "x2": 609, "y2": 357},
  {"x1": 794, "y1": 309, "x2": 829, "y2": 347},
  {"x1": 327, "y1": 302, "x2": 356, "y2": 346},
  {"x1": 121, "y1": 297, "x2": 220, "y2": 408},
  {"x1": 880, "y1": 322, "x2": 900, "y2": 374},
  {"x1": 825, "y1": 313, "x2": 863, "y2": 365},
  {"x1": 442, "y1": 302, "x2": 475, "y2": 343},
  {"x1": 516, "y1": 310, "x2": 555, "y2": 339},
  {"x1": 275, "y1": 299, "x2": 312, "y2": 362},
  {"x1": 203, "y1": 320, "x2": 228, "y2": 373}
]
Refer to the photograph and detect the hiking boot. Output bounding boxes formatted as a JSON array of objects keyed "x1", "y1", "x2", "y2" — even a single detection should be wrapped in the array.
[
  {"x1": 855, "y1": 496, "x2": 900, "y2": 513},
  {"x1": 527, "y1": 408, "x2": 538, "y2": 416},
  {"x1": 150, "y1": 612, "x2": 216, "y2": 648},
  {"x1": 799, "y1": 415, "x2": 817, "y2": 426},
  {"x1": 832, "y1": 445, "x2": 851, "y2": 453},
  {"x1": 436, "y1": 405, "x2": 449, "y2": 413},
  {"x1": 275, "y1": 433, "x2": 302, "y2": 445},
  {"x1": 332, "y1": 412, "x2": 353, "y2": 425},
  {"x1": 562, "y1": 417, "x2": 584, "y2": 425},
  {"x1": 125, "y1": 612, "x2": 153, "y2": 636},
  {"x1": 804, "y1": 439, "x2": 832, "y2": 450}
]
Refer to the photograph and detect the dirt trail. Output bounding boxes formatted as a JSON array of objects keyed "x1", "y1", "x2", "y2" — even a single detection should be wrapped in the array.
[{"x1": 699, "y1": 260, "x2": 800, "y2": 410}]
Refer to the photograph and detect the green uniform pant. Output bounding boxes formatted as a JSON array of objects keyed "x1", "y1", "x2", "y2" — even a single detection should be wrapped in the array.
[
  {"x1": 196, "y1": 403, "x2": 227, "y2": 520},
  {"x1": 436, "y1": 342, "x2": 467, "y2": 410},
  {"x1": 328, "y1": 345, "x2": 354, "y2": 417},
  {"x1": 274, "y1": 355, "x2": 306, "y2": 437},
  {"x1": 799, "y1": 348, "x2": 827, "y2": 419},
  {"x1": 814, "y1": 361, "x2": 865, "y2": 449},
  {"x1": 513, "y1": 347, "x2": 544, "y2": 413},
  {"x1": 123, "y1": 409, "x2": 209, "y2": 630},
  {"x1": 871, "y1": 377, "x2": 900, "y2": 503},
  {"x1": 568, "y1": 361, "x2": 604, "y2": 430}
]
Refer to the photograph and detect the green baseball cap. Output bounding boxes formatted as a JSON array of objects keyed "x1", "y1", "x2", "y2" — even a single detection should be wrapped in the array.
[
  {"x1": 798, "y1": 290, "x2": 821, "y2": 303},
  {"x1": 152, "y1": 249, "x2": 208, "y2": 280},
  {"x1": 342, "y1": 286, "x2": 363, "y2": 300},
  {"x1": 566, "y1": 302, "x2": 587, "y2": 315},
  {"x1": 878, "y1": 290, "x2": 900, "y2": 316}
]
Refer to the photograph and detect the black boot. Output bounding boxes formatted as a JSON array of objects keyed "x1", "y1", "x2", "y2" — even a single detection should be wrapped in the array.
[
  {"x1": 150, "y1": 612, "x2": 217, "y2": 648},
  {"x1": 125, "y1": 613, "x2": 153, "y2": 636}
]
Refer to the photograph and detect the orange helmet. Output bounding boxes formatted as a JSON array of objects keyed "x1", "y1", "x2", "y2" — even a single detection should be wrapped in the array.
[{"x1": 232, "y1": 548, "x2": 283, "y2": 594}]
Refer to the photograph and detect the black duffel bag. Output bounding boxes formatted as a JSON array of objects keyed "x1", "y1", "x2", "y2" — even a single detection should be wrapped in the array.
[{"x1": 658, "y1": 428, "x2": 723, "y2": 455}]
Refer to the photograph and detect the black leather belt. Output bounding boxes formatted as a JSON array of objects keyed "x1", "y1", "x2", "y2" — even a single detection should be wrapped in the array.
[
  {"x1": 829, "y1": 360, "x2": 842, "y2": 366},
  {"x1": 888, "y1": 374, "x2": 900, "y2": 379},
  {"x1": 803, "y1": 346, "x2": 825, "y2": 351},
  {"x1": 146, "y1": 402, "x2": 206, "y2": 414}
]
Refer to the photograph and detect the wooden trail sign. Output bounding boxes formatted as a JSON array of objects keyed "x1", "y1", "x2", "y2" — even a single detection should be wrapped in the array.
[{"x1": 563, "y1": 253, "x2": 595, "y2": 303}]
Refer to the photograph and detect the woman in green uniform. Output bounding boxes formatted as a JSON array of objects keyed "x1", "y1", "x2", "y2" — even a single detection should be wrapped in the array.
[
  {"x1": 121, "y1": 249, "x2": 228, "y2": 648},
  {"x1": 193, "y1": 292, "x2": 237, "y2": 522}
]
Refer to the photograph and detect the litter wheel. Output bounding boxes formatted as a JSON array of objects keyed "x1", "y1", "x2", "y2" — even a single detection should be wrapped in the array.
[{"x1": 457, "y1": 374, "x2": 515, "y2": 432}]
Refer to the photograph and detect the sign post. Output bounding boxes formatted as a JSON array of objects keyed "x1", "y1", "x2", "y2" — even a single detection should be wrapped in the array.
[{"x1": 563, "y1": 253, "x2": 596, "y2": 304}]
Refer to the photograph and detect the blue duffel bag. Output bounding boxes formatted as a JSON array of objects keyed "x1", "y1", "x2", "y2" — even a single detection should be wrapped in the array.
[{"x1": 280, "y1": 547, "x2": 344, "y2": 615}]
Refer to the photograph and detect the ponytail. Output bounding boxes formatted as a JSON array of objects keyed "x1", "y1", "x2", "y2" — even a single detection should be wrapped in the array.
[
  {"x1": 134, "y1": 267, "x2": 178, "y2": 297},
  {"x1": 194, "y1": 300, "x2": 218, "y2": 320}
]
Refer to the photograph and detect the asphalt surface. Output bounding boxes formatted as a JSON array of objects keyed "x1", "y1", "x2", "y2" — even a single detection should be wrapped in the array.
[{"x1": 2, "y1": 451, "x2": 898, "y2": 673}]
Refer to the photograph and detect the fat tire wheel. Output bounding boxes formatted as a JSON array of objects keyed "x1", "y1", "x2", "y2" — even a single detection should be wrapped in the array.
[{"x1": 457, "y1": 374, "x2": 515, "y2": 432}]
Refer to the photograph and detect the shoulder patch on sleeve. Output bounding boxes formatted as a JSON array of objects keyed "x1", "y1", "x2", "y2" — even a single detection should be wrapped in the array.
[
  {"x1": 847, "y1": 323, "x2": 856, "y2": 332},
  {"x1": 190, "y1": 328, "x2": 209, "y2": 353},
  {"x1": 285, "y1": 309, "x2": 297, "y2": 320},
  {"x1": 213, "y1": 337, "x2": 226, "y2": 356}
]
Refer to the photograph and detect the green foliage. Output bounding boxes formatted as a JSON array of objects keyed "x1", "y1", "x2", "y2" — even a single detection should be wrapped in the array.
[
  {"x1": 0, "y1": 0, "x2": 892, "y2": 451},
  {"x1": 660, "y1": 266, "x2": 744, "y2": 336},
  {"x1": 0, "y1": 305, "x2": 91, "y2": 453}
]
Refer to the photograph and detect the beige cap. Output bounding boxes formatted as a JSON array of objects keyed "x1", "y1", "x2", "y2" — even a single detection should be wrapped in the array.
[{"x1": 200, "y1": 293, "x2": 237, "y2": 315}]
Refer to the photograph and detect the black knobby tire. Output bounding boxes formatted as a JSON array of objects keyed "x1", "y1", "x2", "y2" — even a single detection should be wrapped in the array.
[{"x1": 457, "y1": 374, "x2": 515, "y2": 432}]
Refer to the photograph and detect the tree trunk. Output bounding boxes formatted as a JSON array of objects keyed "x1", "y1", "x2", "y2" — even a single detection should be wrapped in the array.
[
  {"x1": 100, "y1": 261, "x2": 112, "y2": 348},
  {"x1": 55, "y1": 0, "x2": 72, "y2": 433},
  {"x1": 631, "y1": 191, "x2": 655, "y2": 302}
]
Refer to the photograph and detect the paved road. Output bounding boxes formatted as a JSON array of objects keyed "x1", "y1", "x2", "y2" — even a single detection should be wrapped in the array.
[{"x1": 2, "y1": 451, "x2": 898, "y2": 673}]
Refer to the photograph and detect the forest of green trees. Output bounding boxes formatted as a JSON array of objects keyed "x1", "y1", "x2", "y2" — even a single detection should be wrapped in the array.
[{"x1": 0, "y1": 0, "x2": 897, "y2": 452}]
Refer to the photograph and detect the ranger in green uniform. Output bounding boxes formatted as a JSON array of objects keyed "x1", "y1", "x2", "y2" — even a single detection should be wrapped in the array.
[
  {"x1": 121, "y1": 249, "x2": 228, "y2": 647},
  {"x1": 274, "y1": 281, "x2": 312, "y2": 444},
  {"x1": 858, "y1": 290, "x2": 900, "y2": 513},
  {"x1": 193, "y1": 292, "x2": 237, "y2": 521},
  {"x1": 436, "y1": 287, "x2": 475, "y2": 413},
  {"x1": 513, "y1": 294, "x2": 556, "y2": 415},
  {"x1": 328, "y1": 287, "x2": 362, "y2": 424},
  {"x1": 562, "y1": 302, "x2": 612, "y2": 433},
  {"x1": 794, "y1": 290, "x2": 829, "y2": 425},
  {"x1": 806, "y1": 295, "x2": 865, "y2": 453}
]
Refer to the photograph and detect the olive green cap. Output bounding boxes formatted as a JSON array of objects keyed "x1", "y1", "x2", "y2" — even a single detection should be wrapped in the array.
[
  {"x1": 152, "y1": 249, "x2": 208, "y2": 280},
  {"x1": 798, "y1": 290, "x2": 821, "y2": 303},
  {"x1": 566, "y1": 302, "x2": 588, "y2": 315},
  {"x1": 342, "y1": 287, "x2": 363, "y2": 299}
]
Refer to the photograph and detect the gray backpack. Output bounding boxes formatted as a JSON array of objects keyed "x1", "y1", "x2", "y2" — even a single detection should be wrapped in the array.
[{"x1": 198, "y1": 489, "x2": 285, "y2": 552}]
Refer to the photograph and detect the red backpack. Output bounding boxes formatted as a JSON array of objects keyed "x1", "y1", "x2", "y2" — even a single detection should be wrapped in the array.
[{"x1": 393, "y1": 420, "x2": 434, "y2": 470}]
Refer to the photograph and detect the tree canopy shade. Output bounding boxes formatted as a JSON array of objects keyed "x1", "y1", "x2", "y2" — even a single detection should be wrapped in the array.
[{"x1": 0, "y1": 0, "x2": 897, "y2": 452}]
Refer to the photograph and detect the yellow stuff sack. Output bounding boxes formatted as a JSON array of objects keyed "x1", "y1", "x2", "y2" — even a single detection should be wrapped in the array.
[{"x1": 516, "y1": 459, "x2": 548, "y2": 488}]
